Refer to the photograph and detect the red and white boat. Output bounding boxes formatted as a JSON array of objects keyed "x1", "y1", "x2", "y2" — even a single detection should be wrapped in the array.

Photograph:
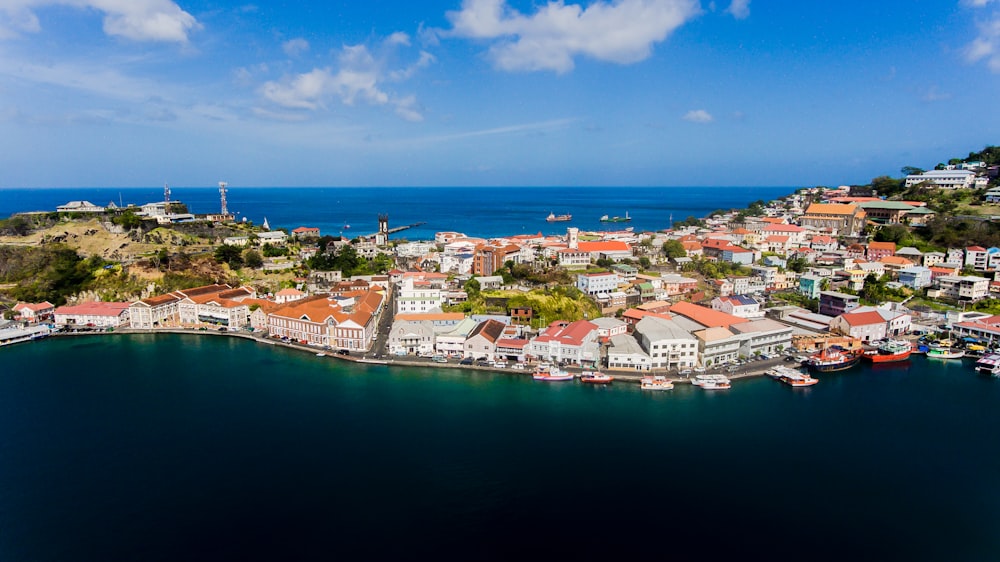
[
  {"x1": 862, "y1": 340, "x2": 912, "y2": 363},
  {"x1": 580, "y1": 371, "x2": 613, "y2": 384},
  {"x1": 767, "y1": 366, "x2": 819, "y2": 387},
  {"x1": 640, "y1": 375, "x2": 674, "y2": 391},
  {"x1": 533, "y1": 366, "x2": 573, "y2": 381},
  {"x1": 692, "y1": 374, "x2": 731, "y2": 390}
]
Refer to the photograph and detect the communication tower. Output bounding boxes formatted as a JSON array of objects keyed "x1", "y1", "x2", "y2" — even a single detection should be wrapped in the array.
[{"x1": 219, "y1": 181, "x2": 228, "y2": 216}]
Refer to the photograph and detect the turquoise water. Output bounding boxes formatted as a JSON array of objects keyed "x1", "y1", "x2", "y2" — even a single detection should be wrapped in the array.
[{"x1": 1, "y1": 335, "x2": 999, "y2": 560}]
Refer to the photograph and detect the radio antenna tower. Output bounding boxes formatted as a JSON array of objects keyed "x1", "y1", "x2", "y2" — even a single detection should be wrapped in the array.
[
  {"x1": 164, "y1": 183, "x2": 171, "y2": 203},
  {"x1": 218, "y1": 181, "x2": 228, "y2": 215}
]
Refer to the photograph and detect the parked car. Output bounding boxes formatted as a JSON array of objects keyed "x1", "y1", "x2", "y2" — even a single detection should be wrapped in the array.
[{"x1": 459, "y1": 358, "x2": 474, "y2": 365}]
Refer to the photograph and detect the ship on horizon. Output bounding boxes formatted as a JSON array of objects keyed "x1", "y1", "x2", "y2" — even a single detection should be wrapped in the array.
[{"x1": 546, "y1": 212, "x2": 572, "y2": 222}]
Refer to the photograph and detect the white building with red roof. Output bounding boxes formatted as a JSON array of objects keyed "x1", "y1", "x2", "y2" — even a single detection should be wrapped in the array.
[
  {"x1": 53, "y1": 302, "x2": 131, "y2": 328},
  {"x1": 12, "y1": 301, "x2": 55, "y2": 321},
  {"x1": 528, "y1": 319, "x2": 600, "y2": 366},
  {"x1": 829, "y1": 307, "x2": 911, "y2": 342}
]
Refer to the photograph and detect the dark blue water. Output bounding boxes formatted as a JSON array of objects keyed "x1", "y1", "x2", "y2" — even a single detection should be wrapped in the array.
[
  {"x1": 1, "y1": 335, "x2": 998, "y2": 561},
  {"x1": 0, "y1": 186, "x2": 791, "y2": 239}
]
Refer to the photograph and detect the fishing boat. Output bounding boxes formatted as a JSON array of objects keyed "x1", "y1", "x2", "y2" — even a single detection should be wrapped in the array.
[
  {"x1": 862, "y1": 339, "x2": 912, "y2": 363},
  {"x1": 804, "y1": 346, "x2": 862, "y2": 372},
  {"x1": 974, "y1": 353, "x2": 1000, "y2": 376},
  {"x1": 599, "y1": 212, "x2": 630, "y2": 223},
  {"x1": 925, "y1": 346, "x2": 965, "y2": 359},
  {"x1": 532, "y1": 365, "x2": 574, "y2": 381},
  {"x1": 691, "y1": 374, "x2": 732, "y2": 390},
  {"x1": 546, "y1": 212, "x2": 572, "y2": 222},
  {"x1": 580, "y1": 371, "x2": 613, "y2": 384},
  {"x1": 640, "y1": 375, "x2": 674, "y2": 391}
]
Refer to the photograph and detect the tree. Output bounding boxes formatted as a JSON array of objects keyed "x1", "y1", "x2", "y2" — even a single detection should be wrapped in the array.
[
  {"x1": 214, "y1": 244, "x2": 244, "y2": 269},
  {"x1": 464, "y1": 277, "x2": 481, "y2": 300},
  {"x1": 662, "y1": 239, "x2": 686, "y2": 259},
  {"x1": 638, "y1": 256, "x2": 651, "y2": 269},
  {"x1": 901, "y1": 166, "x2": 924, "y2": 176},
  {"x1": 244, "y1": 250, "x2": 263, "y2": 269}
]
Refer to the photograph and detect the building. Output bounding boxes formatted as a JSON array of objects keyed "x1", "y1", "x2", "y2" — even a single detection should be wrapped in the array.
[
  {"x1": 495, "y1": 338, "x2": 530, "y2": 363},
  {"x1": 897, "y1": 266, "x2": 932, "y2": 289},
  {"x1": 729, "y1": 319, "x2": 794, "y2": 357},
  {"x1": 591, "y1": 317, "x2": 628, "y2": 339},
  {"x1": 631, "y1": 316, "x2": 699, "y2": 370},
  {"x1": 53, "y1": 302, "x2": 131, "y2": 328},
  {"x1": 711, "y1": 295, "x2": 764, "y2": 319},
  {"x1": 606, "y1": 333, "x2": 652, "y2": 372},
  {"x1": 387, "y1": 320, "x2": 436, "y2": 356},
  {"x1": 267, "y1": 290, "x2": 384, "y2": 351},
  {"x1": 396, "y1": 276, "x2": 446, "y2": 314},
  {"x1": 934, "y1": 275, "x2": 991, "y2": 302},
  {"x1": 866, "y1": 241, "x2": 897, "y2": 261},
  {"x1": 799, "y1": 203, "x2": 866, "y2": 236},
  {"x1": 693, "y1": 326, "x2": 742, "y2": 367},
  {"x1": 57, "y1": 200, "x2": 105, "y2": 213},
  {"x1": 818, "y1": 291, "x2": 860, "y2": 317},
  {"x1": 904, "y1": 169, "x2": 976, "y2": 189},
  {"x1": 12, "y1": 301, "x2": 55, "y2": 321},
  {"x1": 576, "y1": 272, "x2": 621, "y2": 296},
  {"x1": 462, "y1": 318, "x2": 507, "y2": 361},
  {"x1": 829, "y1": 309, "x2": 888, "y2": 342},
  {"x1": 859, "y1": 201, "x2": 917, "y2": 225},
  {"x1": 528, "y1": 320, "x2": 600, "y2": 366}
]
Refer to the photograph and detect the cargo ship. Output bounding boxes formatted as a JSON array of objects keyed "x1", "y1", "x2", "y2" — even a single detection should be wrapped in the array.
[{"x1": 546, "y1": 212, "x2": 572, "y2": 222}]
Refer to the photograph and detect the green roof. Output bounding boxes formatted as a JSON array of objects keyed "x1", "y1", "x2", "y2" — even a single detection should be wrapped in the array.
[
  {"x1": 905, "y1": 207, "x2": 935, "y2": 215},
  {"x1": 858, "y1": 201, "x2": 917, "y2": 210}
]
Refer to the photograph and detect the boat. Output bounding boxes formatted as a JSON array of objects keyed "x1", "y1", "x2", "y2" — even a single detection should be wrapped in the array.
[
  {"x1": 767, "y1": 366, "x2": 818, "y2": 387},
  {"x1": 925, "y1": 346, "x2": 965, "y2": 360},
  {"x1": 640, "y1": 375, "x2": 674, "y2": 391},
  {"x1": 804, "y1": 346, "x2": 862, "y2": 372},
  {"x1": 580, "y1": 371, "x2": 613, "y2": 384},
  {"x1": 975, "y1": 353, "x2": 1000, "y2": 376},
  {"x1": 532, "y1": 366, "x2": 574, "y2": 381},
  {"x1": 546, "y1": 212, "x2": 572, "y2": 222},
  {"x1": 316, "y1": 352, "x2": 326, "y2": 357},
  {"x1": 691, "y1": 374, "x2": 732, "y2": 390},
  {"x1": 862, "y1": 340, "x2": 912, "y2": 363},
  {"x1": 599, "y1": 212, "x2": 631, "y2": 223}
]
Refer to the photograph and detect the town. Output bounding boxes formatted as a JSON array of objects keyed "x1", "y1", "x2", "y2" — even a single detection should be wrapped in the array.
[{"x1": 5, "y1": 157, "x2": 1000, "y2": 386}]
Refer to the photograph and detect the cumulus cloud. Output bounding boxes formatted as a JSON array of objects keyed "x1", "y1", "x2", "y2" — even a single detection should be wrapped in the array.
[
  {"x1": 282, "y1": 37, "x2": 310, "y2": 57},
  {"x1": 726, "y1": 0, "x2": 750, "y2": 19},
  {"x1": 682, "y1": 109, "x2": 713, "y2": 123},
  {"x1": 261, "y1": 41, "x2": 432, "y2": 121},
  {"x1": 0, "y1": 0, "x2": 200, "y2": 42},
  {"x1": 966, "y1": 15, "x2": 1000, "y2": 71},
  {"x1": 444, "y1": 0, "x2": 701, "y2": 73}
]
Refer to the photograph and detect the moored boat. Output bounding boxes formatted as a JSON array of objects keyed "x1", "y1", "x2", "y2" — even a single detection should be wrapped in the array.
[
  {"x1": 580, "y1": 371, "x2": 613, "y2": 384},
  {"x1": 925, "y1": 346, "x2": 965, "y2": 360},
  {"x1": 862, "y1": 340, "x2": 912, "y2": 363},
  {"x1": 975, "y1": 353, "x2": 1000, "y2": 376},
  {"x1": 768, "y1": 366, "x2": 819, "y2": 387},
  {"x1": 546, "y1": 212, "x2": 572, "y2": 222},
  {"x1": 691, "y1": 374, "x2": 731, "y2": 390},
  {"x1": 640, "y1": 375, "x2": 674, "y2": 390},
  {"x1": 599, "y1": 212, "x2": 630, "y2": 222},
  {"x1": 805, "y1": 346, "x2": 862, "y2": 372},
  {"x1": 533, "y1": 366, "x2": 574, "y2": 381}
]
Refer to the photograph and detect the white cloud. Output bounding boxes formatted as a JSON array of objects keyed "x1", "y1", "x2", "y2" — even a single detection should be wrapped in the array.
[
  {"x1": 0, "y1": 1, "x2": 200, "y2": 42},
  {"x1": 444, "y1": 0, "x2": 701, "y2": 73},
  {"x1": 963, "y1": 0, "x2": 997, "y2": 6},
  {"x1": 385, "y1": 32, "x2": 410, "y2": 47},
  {"x1": 261, "y1": 41, "x2": 432, "y2": 121},
  {"x1": 726, "y1": 0, "x2": 750, "y2": 19},
  {"x1": 282, "y1": 38, "x2": 310, "y2": 57},
  {"x1": 965, "y1": 15, "x2": 1000, "y2": 72},
  {"x1": 682, "y1": 109, "x2": 713, "y2": 123}
]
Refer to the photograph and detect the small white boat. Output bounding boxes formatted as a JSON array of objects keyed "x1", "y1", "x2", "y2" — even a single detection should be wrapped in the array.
[
  {"x1": 692, "y1": 374, "x2": 732, "y2": 390},
  {"x1": 640, "y1": 375, "x2": 673, "y2": 391}
]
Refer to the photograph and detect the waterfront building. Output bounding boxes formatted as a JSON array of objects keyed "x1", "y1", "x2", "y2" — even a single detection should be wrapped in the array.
[
  {"x1": 631, "y1": 316, "x2": 699, "y2": 370},
  {"x1": 434, "y1": 317, "x2": 479, "y2": 356},
  {"x1": 693, "y1": 326, "x2": 742, "y2": 367},
  {"x1": 12, "y1": 301, "x2": 55, "y2": 321},
  {"x1": 129, "y1": 292, "x2": 185, "y2": 328},
  {"x1": 729, "y1": 319, "x2": 794, "y2": 357},
  {"x1": 819, "y1": 291, "x2": 860, "y2": 317},
  {"x1": 53, "y1": 302, "x2": 130, "y2": 328},
  {"x1": 528, "y1": 320, "x2": 600, "y2": 366},
  {"x1": 177, "y1": 287, "x2": 256, "y2": 329},
  {"x1": 387, "y1": 320, "x2": 436, "y2": 356},
  {"x1": 464, "y1": 319, "x2": 507, "y2": 361},
  {"x1": 267, "y1": 289, "x2": 383, "y2": 351},
  {"x1": 606, "y1": 333, "x2": 652, "y2": 372},
  {"x1": 495, "y1": 338, "x2": 529, "y2": 363},
  {"x1": 829, "y1": 309, "x2": 888, "y2": 342}
]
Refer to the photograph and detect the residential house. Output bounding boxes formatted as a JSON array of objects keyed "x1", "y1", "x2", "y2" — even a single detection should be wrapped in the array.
[
  {"x1": 577, "y1": 272, "x2": 621, "y2": 296},
  {"x1": 712, "y1": 295, "x2": 764, "y2": 319},
  {"x1": 12, "y1": 301, "x2": 55, "y2": 321},
  {"x1": 897, "y1": 266, "x2": 933, "y2": 289},
  {"x1": 591, "y1": 317, "x2": 628, "y2": 339},
  {"x1": 819, "y1": 291, "x2": 860, "y2": 317},
  {"x1": 866, "y1": 241, "x2": 897, "y2": 261},
  {"x1": 934, "y1": 275, "x2": 991, "y2": 302},
  {"x1": 463, "y1": 319, "x2": 507, "y2": 361}
]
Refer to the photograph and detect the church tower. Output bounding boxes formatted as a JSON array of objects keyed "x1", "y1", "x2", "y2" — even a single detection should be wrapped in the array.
[{"x1": 375, "y1": 214, "x2": 389, "y2": 246}]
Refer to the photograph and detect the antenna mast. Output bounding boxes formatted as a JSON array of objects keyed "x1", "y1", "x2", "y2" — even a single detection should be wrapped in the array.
[
  {"x1": 164, "y1": 183, "x2": 170, "y2": 203},
  {"x1": 218, "y1": 181, "x2": 228, "y2": 216}
]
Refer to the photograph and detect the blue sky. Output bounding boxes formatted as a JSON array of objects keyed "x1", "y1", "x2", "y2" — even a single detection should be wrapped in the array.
[{"x1": 1, "y1": 0, "x2": 999, "y2": 188}]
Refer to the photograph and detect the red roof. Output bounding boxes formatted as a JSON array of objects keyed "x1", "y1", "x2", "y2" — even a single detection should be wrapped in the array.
[
  {"x1": 577, "y1": 241, "x2": 631, "y2": 253},
  {"x1": 669, "y1": 301, "x2": 748, "y2": 328},
  {"x1": 53, "y1": 302, "x2": 130, "y2": 316},
  {"x1": 534, "y1": 319, "x2": 598, "y2": 346},
  {"x1": 839, "y1": 310, "x2": 886, "y2": 326}
]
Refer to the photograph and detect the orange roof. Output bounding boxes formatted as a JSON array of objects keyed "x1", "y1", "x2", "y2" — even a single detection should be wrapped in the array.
[
  {"x1": 765, "y1": 235, "x2": 789, "y2": 243},
  {"x1": 276, "y1": 288, "x2": 305, "y2": 296},
  {"x1": 762, "y1": 224, "x2": 804, "y2": 233},
  {"x1": 760, "y1": 217, "x2": 787, "y2": 224},
  {"x1": 868, "y1": 241, "x2": 896, "y2": 251},
  {"x1": 804, "y1": 203, "x2": 858, "y2": 216},
  {"x1": 878, "y1": 256, "x2": 913, "y2": 266},
  {"x1": 840, "y1": 310, "x2": 886, "y2": 326},
  {"x1": 668, "y1": 301, "x2": 748, "y2": 328},
  {"x1": 577, "y1": 241, "x2": 631, "y2": 253}
]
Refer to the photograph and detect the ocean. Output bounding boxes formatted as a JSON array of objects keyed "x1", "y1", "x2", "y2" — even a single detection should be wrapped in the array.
[
  {"x1": 1, "y1": 335, "x2": 999, "y2": 561},
  {"x1": 0, "y1": 186, "x2": 793, "y2": 239}
]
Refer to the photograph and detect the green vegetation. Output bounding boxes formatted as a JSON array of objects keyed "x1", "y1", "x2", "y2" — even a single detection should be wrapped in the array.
[
  {"x1": 0, "y1": 245, "x2": 109, "y2": 305},
  {"x1": 681, "y1": 257, "x2": 751, "y2": 279},
  {"x1": 306, "y1": 243, "x2": 394, "y2": 276},
  {"x1": 445, "y1": 285, "x2": 600, "y2": 327},
  {"x1": 662, "y1": 239, "x2": 686, "y2": 259}
]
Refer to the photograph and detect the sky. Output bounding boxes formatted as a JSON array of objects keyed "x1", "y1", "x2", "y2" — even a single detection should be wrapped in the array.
[{"x1": 0, "y1": 0, "x2": 999, "y2": 188}]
